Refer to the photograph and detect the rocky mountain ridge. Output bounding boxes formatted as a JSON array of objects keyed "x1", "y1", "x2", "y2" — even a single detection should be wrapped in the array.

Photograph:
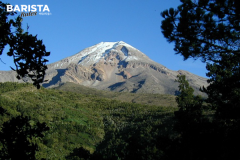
[{"x1": 0, "y1": 41, "x2": 208, "y2": 95}]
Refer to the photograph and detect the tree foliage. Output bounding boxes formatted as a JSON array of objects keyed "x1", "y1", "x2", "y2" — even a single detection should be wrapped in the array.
[
  {"x1": 161, "y1": 0, "x2": 240, "y2": 159},
  {"x1": 161, "y1": 0, "x2": 240, "y2": 119},
  {"x1": 0, "y1": 1, "x2": 51, "y2": 159},
  {"x1": 0, "y1": 114, "x2": 49, "y2": 160},
  {"x1": 0, "y1": 1, "x2": 50, "y2": 88},
  {"x1": 175, "y1": 75, "x2": 202, "y2": 110},
  {"x1": 161, "y1": 0, "x2": 240, "y2": 118},
  {"x1": 0, "y1": 82, "x2": 177, "y2": 160},
  {"x1": 161, "y1": 1, "x2": 240, "y2": 114},
  {"x1": 161, "y1": 0, "x2": 240, "y2": 62},
  {"x1": 174, "y1": 75, "x2": 203, "y2": 134}
]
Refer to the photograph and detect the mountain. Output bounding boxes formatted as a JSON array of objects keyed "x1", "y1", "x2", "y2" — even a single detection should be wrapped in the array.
[{"x1": 0, "y1": 41, "x2": 207, "y2": 95}]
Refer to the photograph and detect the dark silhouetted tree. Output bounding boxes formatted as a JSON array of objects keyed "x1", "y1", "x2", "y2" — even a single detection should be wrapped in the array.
[
  {"x1": 0, "y1": 1, "x2": 50, "y2": 159},
  {"x1": 161, "y1": 0, "x2": 240, "y2": 159},
  {"x1": 174, "y1": 75, "x2": 203, "y2": 135},
  {"x1": 0, "y1": 1, "x2": 50, "y2": 88},
  {"x1": 0, "y1": 111, "x2": 49, "y2": 160}
]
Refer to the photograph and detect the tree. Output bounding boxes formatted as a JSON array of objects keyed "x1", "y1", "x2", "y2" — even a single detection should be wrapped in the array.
[
  {"x1": 0, "y1": 1, "x2": 50, "y2": 88},
  {"x1": 161, "y1": 0, "x2": 240, "y2": 159},
  {"x1": 161, "y1": 0, "x2": 240, "y2": 114},
  {"x1": 0, "y1": 1, "x2": 50, "y2": 159},
  {"x1": 172, "y1": 75, "x2": 226, "y2": 160},
  {"x1": 174, "y1": 75, "x2": 203, "y2": 134},
  {"x1": 161, "y1": 0, "x2": 240, "y2": 122},
  {"x1": 161, "y1": 0, "x2": 240, "y2": 62},
  {"x1": 0, "y1": 114, "x2": 49, "y2": 160}
]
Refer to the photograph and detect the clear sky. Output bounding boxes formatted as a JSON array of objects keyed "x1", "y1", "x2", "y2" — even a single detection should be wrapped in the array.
[{"x1": 1, "y1": 0, "x2": 208, "y2": 78}]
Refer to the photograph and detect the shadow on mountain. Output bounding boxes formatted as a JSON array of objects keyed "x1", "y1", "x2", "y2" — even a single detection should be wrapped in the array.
[
  {"x1": 108, "y1": 82, "x2": 126, "y2": 91},
  {"x1": 43, "y1": 69, "x2": 66, "y2": 88},
  {"x1": 131, "y1": 80, "x2": 146, "y2": 93},
  {"x1": 117, "y1": 60, "x2": 128, "y2": 67}
]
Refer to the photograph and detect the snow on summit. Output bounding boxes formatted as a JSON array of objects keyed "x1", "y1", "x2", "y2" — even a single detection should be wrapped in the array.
[
  {"x1": 51, "y1": 41, "x2": 149, "y2": 69},
  {"x1": 71, "y1": 41, "x2": 144, "y2": 64}
]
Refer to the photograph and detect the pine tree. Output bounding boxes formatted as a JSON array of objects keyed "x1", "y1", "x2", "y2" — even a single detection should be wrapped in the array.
[
  {"x1": 161, "y1": 0, "x2": 240, "y2": 159},
  {"x1": 174, "y1": 75, "x2": 203, "y2": 135}
]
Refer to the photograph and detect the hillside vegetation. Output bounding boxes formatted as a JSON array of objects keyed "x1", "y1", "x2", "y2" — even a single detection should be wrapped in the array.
[
  {"x1": 54, "y1": 82, "x2": 177, "y2": 107},
  {"x1": 0, "y1": 82, "x2": 177, "y2": 159}
]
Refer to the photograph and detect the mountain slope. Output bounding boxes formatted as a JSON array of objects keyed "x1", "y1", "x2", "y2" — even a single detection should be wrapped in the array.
[
  {"x1": 55, "y1": 82, "x2": 177, "y2": 107},
  {"x1": 0, "y1": 41, "x2": 208, "y2": 95}
]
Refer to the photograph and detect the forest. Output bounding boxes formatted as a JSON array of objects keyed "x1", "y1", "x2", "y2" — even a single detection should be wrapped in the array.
[{"x1": 0, "y1": 82, "x2": 177, "y2": 159}]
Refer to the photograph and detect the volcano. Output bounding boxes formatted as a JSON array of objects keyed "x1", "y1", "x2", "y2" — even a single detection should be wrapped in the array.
[{"x1": 0, "y1": 41, "x2": 208, "y2": 95}]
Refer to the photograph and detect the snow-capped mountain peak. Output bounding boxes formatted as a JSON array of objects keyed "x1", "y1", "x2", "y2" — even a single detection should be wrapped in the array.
[
  {"x1": 50, "y1": 41, "x2": 150, "y2": 69},
  {"x1": 0, "y1": 41, "x2": 208, "y2": 96}
]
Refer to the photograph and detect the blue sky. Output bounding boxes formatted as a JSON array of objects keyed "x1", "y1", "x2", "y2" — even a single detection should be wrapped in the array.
[{"x1": 1, "y1": 0, "x2": 208, "y2": 78}]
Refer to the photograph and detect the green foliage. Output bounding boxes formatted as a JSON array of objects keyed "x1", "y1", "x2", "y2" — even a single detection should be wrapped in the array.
[
  {"x1": 161, "y1": 0, "x2": 240, "y2": 62},
  {"x1": 161, "y1": 0, "x2": 240, "y2": 159},
  {"x1": 174, "y1": 75, "x2": 203, "y2": 133},
  {"x1": 0, "y1": 3, "x2": 51, "y2": 157},
  {"x1": 0, "y1": 82, "x2": 177, "y2": 159},
  {"x1": 0, "y1": 82, "x2": 31, "y2": 94},
  {"x1": 204, "y1": 53, "x2": 240, "y2": 119},
  {"x1": 0, "y1": 114, "x2": 49, "y2": 160},
  {"x1": 79, "y1": 94, "x2": 177, "y2": 160},
  {"x1": 175, "y1": 75, "x2": 202, "y2": 110},
  {"x1": 55, "y1": 82, "x2": 177, "y2": 107},
  {"x1": 0, "y1": 83, "x2": 105, "y2": 159},
  {"x1": 161, "y1": 0, "x2": 240, "y2": 119},
  {"x1": 91, "y1": 116, "x2": 174, "y2": 160}
]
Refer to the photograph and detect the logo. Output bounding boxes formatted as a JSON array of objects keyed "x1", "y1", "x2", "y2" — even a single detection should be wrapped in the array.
[{"x1": 6, "y1": 5, "x2": 51, "y2": 17}]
